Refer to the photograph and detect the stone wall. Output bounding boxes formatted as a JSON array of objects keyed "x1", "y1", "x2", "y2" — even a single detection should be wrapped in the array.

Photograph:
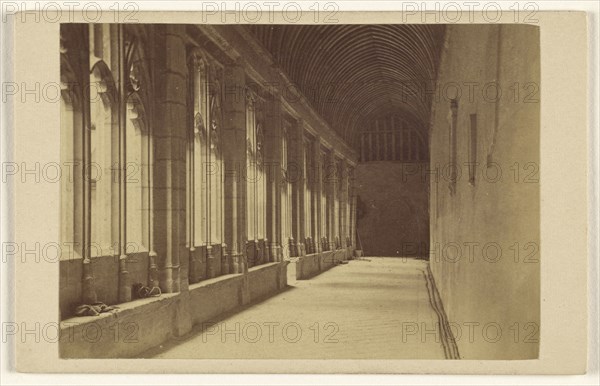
[{"x1": 428, "y1": 24, "x2": 540, "y2": 359}]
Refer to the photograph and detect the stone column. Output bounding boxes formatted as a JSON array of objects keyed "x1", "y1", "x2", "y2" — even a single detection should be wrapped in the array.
[
  {"x1": 340, "y1": 159, "x2": 349, "y2": 251},
  {"x1": 153, "y1": 24, "x2": 190, "y2": 336},
  {"x1": 153, "y1": 25, "x2": 188, "y2": 295},
  {"x1": 313, "y1": 136, "x2": 322, "y2": 253},
  {"x1": 264, "y1": 91, "x2": 283, "y2": 262},
  {"x1": 321, "y1": 148, "x2": 330, "y2": 251},
  {"x1": 222, "y1": 61, "x2": 247, "y2": 274},
  {"x1": 303, "y1": 139, "x2": 312, "y2": 254},
  {"x1": 360, "y1": 133, "x2": 366, "y2": 162},
  {"x1": 290, "y1": 119, "x2": 305, "y2": 257},
  {"x1": 324, "y1": 150, "x2": 337, "y2": 251},
  {"x1": 330, "y1": 154, "x2": 338, "y2": 251},
  {"x1": 347, "y1": 165, "x2": 356, "y2": 250},
  {"x1": 74, "y1": 24, "x2": 97, "y2": 305},
  {"x1": 117, "y1": 24, "x2": 131, "y2": 303}
]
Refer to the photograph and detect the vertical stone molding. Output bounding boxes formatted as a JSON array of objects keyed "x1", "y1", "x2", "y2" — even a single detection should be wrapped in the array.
[
  {"x1": 313, "y1": 136, "x2": 323, "y2": 253},
  {"x1": 265, "y1": 91, "x2": 283, "y2": 262},
  {"x1": 290, "y1": 119, "x2": 305, "y2": 257},
  {"x1": 222, "y1": 61, "x2": 247, "y2": 274}
]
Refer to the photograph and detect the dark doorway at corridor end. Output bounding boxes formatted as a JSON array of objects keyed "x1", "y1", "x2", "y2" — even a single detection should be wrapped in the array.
[{"x1": 355, "y1": 162, "x2": 429, "y2": 258}]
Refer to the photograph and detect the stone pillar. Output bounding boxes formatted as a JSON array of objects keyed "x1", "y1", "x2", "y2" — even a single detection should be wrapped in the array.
[
  {"x1": 347, "y1": 165, "x2": 355, "y2": 250},
  {"x1": 117, "y1": 24, "x2": 131, "y2": 304},
  {"x1": 330, "y1": 154, "x2": 338, "y2": 251},
  {"x1": 340, "y1": 159, "x2": 349, "y2": 251},
  {"x1": 75, "y1": 24, "x2": 97, "y2": 305},
  {"x1": 222, "y1": 61, "x2": 247, "y2": 274},
  {"x1": 290, "y1": 119, "x2": 305, "y2": 257},
  {"x1": 153, "y1": 25, "x2": 188, "y2": 295},
  {"x1": 152, "y1": 25, "x2": 190, "y2": 336},
  {"x1": 321, "y1": 148, "x2": 330, "y2": 251},
  {"x1": 264, "y1": 91, "x2": 283, "y2": 262},
  {"x1": 352, "y1": 193, "x2": 358, "y2": 250},
  {"x1": 324, "y1": 150, "x2": 337, "y2": 251},
  {"x1": 302, "y1": 139, "x2": 312, "y2": 254},
  {"x1": 312, "y1": 141, "x2": 319, "y2": 254},
  {"x1": 313, "y1": 136, "x2": 322, "y2": 253},
  {"x1": 360, "y1": 133, "x2": 366, "y2": 162}
]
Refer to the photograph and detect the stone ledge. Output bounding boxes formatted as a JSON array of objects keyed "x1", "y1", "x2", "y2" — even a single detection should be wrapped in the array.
[
  {"x1": 189, "y1": 271, "x2": 243, "y2": 291},
  {"x1": 60, "y1": 293, "x2": 181, "y2": 358},
  {"x1": 247, "y1": 261, "x2": 288, "y2": 302},
  {"x1": 60, "y1": 292, "x2": 180, "y2": 329},
  {"x1": 295, "y1": 249, "x2": 354, "y2": 280},
  {"x1": 59, "y1": 261, "x2": 289, "y2": 358}
]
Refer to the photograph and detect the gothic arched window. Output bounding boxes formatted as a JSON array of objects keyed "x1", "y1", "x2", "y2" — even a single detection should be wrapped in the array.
[{"x1": 89, "y1": 59, "x2": 117, "y2": 258}]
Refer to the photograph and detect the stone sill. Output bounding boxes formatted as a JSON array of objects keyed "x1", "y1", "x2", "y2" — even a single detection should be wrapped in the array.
[
  {"x1": 188, "y1": 261, "x2": 284, "y2": 291},
  {"x1": 249, "y1": 261, "x2": 284, "y2": 272}
]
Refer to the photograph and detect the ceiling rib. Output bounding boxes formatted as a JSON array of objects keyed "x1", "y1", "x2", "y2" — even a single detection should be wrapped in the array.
[{"x1": 245, "y1": 24, "x2": 445, "y2": 149}]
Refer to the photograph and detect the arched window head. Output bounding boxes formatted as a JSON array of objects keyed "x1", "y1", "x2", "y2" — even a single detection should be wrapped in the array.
[
  {"x1": 245, "y1": 87, "x2": 257, "y2": 107},
  {"x1": 189, "y1": 50, "x2": 207, "y2": 73},
  {"x1": 127, "y1": 94, "x2": 147, "y2": 133},
  {"x1": 90, "y1": 62, "x2": 116, "y2": 108},
  {"x1": 188, "y1": 49, "x2": 209, "y2": 139},
  {"x1": 194, "y1": 112, "x2": 206, "y2": 138},
  {"x1": 209, "y1": 118, "x2": 219, "y2": 151},
  {"x1": 60, "y1": 62, "x2": 80, "y2": 108},
  {"x1": 209, "y1": 79, "x2": 222, "y2": 152},
  {"x1": 128, "y1": 61, "x2": 142, "y2": 93},
  {"x1": 256, "y1": 122, "x2": 264, "y2": 166}
]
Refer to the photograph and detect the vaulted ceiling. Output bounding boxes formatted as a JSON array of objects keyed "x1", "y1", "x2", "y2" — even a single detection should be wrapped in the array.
[{"x1": 245, "y1": 24, "x2": 446, "y2": 149}]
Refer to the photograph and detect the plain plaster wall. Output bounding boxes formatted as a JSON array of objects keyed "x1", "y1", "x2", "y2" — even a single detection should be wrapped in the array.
[{"x1": 428, "y1": 24, "x2": 540, "y2": 359}]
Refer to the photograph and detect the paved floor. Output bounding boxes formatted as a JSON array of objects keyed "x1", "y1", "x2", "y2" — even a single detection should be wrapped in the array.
[{"x1": 143, "y1": 257, "x2": 447, "y2": 359}]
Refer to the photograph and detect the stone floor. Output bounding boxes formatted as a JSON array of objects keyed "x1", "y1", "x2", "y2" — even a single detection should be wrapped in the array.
[{"x1": 142, "y1": 257, "x2": 447, "y2": 359}]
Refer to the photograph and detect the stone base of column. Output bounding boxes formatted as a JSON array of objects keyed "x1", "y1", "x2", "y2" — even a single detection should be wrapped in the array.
[
  {"x1": 229, "y1": 252, "x2": 243, "y2": 274},
  {"x1": 289, "y1": 237, "x2": 298, "y2": 257},
  {"x1": 206, "y1": 245, "x2": 216, "y2": 279},
  {"x1": 188, "y1": 247, "x2": 201, "y2": 284},
  {"x1": 328, "y1": 241, "x2": 336, "y2": 251},
  {"x1": 282, "y1": 240, "x2": 291, "y2": 261},
  {"x1": 321, "y1": 237, "x2": 329, "y2": 252},
  {"x1": 221, "y1": 243, "x2": 230, "y2": 275},
  {"x1": 118, "y1": 254, "x2": 131, "y2": 303},
  {"x1": 305, "y1": 237, "x2": 313, "y2": 254},
  {"x1": 245, "y1": 240, "x2": 256, "y2": 268},
  {"x1": 263, "y1": 238, "x2": 270, "y2": 265},
  {"x1": 148, "y1": 250, "x2": 159, "y2": 288},
  {"x1": 298, "y1": 242, "x2": 306, "y2": 256},
  {"x1": 270, "y1": 242, "x2": 281, "y2": 262},
  {"x1": 81, "y1": 260, "x2": 97, "y2": 305},
  {"x1": 159, "y1": 264, "x2": 178, "y2": 293}
]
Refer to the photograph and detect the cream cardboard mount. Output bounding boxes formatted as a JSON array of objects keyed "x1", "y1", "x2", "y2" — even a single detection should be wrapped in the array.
[{"x1": 6, "y1": 10, "x2": 591, "y2": 374}]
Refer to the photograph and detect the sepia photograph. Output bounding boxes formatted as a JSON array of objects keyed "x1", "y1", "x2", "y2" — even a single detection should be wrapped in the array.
[
  {"x1": 3, "y1": 1, "x2": 596, "y2": 381},
  {"x1": 57, "y1": 21, "x2": 540, "y2": 361}
]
